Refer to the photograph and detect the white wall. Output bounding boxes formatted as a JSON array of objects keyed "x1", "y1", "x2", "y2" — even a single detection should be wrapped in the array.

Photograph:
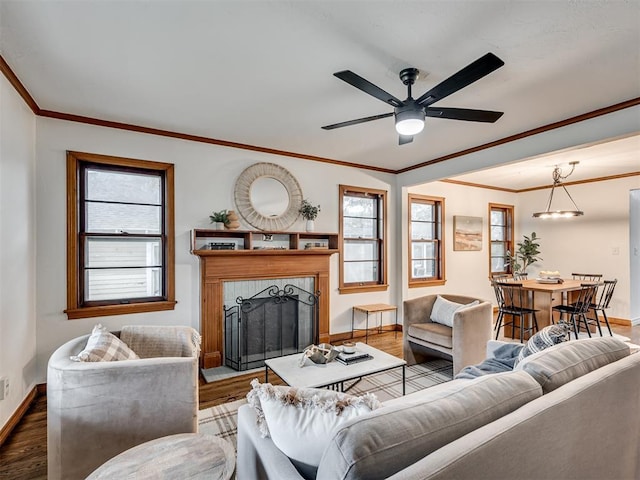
[
  {"x1": 518, "y1": 176, "x2": 640, "y2": 320},
  {"x1": 34, "y1": 117, "x2": 396, "y2": 382},
  {"x1": 631, "y1": 189, "x2": 640, "y2": 323},
  {"x1": 403, "y1": 181, "x2": 518, "y2": 305},
  {"x1": 399, "y1": 173, "x2": 638, "y2": 322},
  {"x1": 0, "y1": 75, "x2": 37, "y2": 428}
]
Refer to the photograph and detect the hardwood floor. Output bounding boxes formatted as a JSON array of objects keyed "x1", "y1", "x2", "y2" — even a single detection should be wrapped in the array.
[{"x1": 1, "y1": 326, "x2": 637, "y2": 480}]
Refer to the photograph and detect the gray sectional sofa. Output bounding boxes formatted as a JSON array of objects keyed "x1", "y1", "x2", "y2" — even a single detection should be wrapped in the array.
[{"x1": 237, "y1": 336, "x2": 640, "y2": 479}]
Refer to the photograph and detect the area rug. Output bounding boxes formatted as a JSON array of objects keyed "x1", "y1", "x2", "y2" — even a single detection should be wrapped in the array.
[{"x1": 198, "y1": 359, "x2": 453, "y2": 449}]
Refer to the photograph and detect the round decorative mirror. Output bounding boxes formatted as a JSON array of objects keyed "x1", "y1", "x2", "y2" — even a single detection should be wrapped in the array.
[
  {"x1": 234, "y1": 162, "x2": 303, "y2": 231},
  {"x1": 250, "y1": 177, "x2": 289, "y2": 218}
]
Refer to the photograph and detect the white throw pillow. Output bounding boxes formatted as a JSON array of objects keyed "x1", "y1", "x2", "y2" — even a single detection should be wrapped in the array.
[
  {"x1": 430, "y1": 296, "x2": 479, "y2": 327},
  {"x1": 246, "y1": 379, "x2": 380, "y2": 469},
  {"x1": 70, "y1": 324, "x2": 140, "y2": 362}
]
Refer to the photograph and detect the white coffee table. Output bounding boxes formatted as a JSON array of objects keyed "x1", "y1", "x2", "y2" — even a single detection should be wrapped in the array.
[{"x1": 265, "y1": 342, "x2": 407, "y2": 395}]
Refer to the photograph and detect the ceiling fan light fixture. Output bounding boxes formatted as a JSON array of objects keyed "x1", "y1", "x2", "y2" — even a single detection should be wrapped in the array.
[{"x1": 395, "y1": 108, "x2": 425, "y2": 136}]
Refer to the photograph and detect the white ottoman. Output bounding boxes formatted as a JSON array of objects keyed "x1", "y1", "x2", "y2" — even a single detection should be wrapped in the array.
[{"x1": 86, "y1": 433, "x2": 235, "y2": 479}]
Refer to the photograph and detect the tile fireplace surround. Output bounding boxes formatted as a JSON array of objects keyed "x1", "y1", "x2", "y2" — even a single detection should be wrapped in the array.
[{"x1": 193, "y1": 249, "x2": 336, "y2": 369}]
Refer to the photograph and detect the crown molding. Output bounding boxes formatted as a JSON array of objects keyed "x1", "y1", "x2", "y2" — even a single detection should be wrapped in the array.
[{"x1": 1, "y1": 53, "x2": 638, "y2": 178}]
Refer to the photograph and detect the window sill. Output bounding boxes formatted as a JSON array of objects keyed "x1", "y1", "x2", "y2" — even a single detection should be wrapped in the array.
[
  {"x1": 339, "y1": 284, "x2": 389, "y2": 294},
  {"x1": 409, "y1": 279, "x2": 446, "y2": 288},
  {"x1": 65, "y1": 301, "x2": 177, "y2": 320}
]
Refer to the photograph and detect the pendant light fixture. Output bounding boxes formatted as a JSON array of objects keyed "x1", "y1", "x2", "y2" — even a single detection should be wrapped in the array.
[{"x1": 533, "y1": 161, "x2": 584, "y2": 219}]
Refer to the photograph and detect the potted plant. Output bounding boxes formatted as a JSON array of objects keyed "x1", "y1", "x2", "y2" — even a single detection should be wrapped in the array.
[
  {"x1": 506, "y1": 232, "x2": 542, "y2": 274},
  {"x1": 299, "y1": 199, "x2": 320, "y2": 232},
  {"x1": 209, "y1": 210, "x2": 228, "y2": 230}
]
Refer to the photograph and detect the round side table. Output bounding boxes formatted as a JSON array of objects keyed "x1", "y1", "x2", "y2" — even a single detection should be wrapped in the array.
[{"x1": 86, "y1": 432, "x2": 235, "y2": 479}]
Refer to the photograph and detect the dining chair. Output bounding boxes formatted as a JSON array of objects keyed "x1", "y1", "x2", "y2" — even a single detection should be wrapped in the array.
[
  {"x1": 585, "y1": 279, "x2": 617, "y2": 336},
  {"x1": 491, "y1": 279, "x2": 507, "y2": 334},
  {"x1": 494, "y1": 281, "x2": 539, "y2": 343},
  {"x1": 552, "y1": 283, "x2": 599, "y2": 339},
  {"x1": 571, "y1": 273, "x2": 603, "y2": 282}
]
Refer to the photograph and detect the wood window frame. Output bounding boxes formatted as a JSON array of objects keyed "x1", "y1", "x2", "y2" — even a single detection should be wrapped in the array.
[
  {"x1": 488, "y1": 203, "x2": 515, "y2": 277},
  {"x1": 339, "y1": 185, "x2": 388, "y2": 294},
  {"x1": 408, "y1": 194, "x2": 446, "y2": 288},
  {"x1": 65, "y1": 151, "x2": 176, "y2": 319}
]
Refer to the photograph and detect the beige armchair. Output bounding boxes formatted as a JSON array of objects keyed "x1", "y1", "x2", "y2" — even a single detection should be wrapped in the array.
[
  {"x1": 47, "y1": 325, "x2": 200, "y2": 480},
  {"x1": 403, "y1": 294, "x2": 492, "y2": 375}
]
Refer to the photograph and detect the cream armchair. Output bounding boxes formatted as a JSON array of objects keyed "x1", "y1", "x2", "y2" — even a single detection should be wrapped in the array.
[
  {"x1": 403, "y1": 294, "x2": 492, "y2": 375},
  {"x1": 47, "y1": 325, "x2": 200, "y2": 480}
]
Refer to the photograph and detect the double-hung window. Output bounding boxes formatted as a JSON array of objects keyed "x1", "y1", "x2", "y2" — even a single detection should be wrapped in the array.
[
  {"x1": 66, "y1": 151, "x2": 176, "y2": 319},
  {"x1": 489, "y1": 203, "x2": 514, "y2": 276},
  {"x1": 339, "y1": 185, "x2": 387, "y2": 293},
  {"x1": 409, "y1": 194, "x2": 445, "y2": 287}
]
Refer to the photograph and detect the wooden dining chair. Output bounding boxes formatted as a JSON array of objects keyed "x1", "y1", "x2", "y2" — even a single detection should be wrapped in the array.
[
  {"x1": 494, "y1": 281, "x2": 539, "y2": 343},
  {"x1": 552, "y1": 283, "x2": 599, "y2": 339}
]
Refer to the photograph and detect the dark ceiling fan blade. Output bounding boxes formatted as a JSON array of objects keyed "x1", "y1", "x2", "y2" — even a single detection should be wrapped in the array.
[
  {"x1": 399, "y1": 134, "x2": 413, "y2": 145},
  {"x1": 415, "y1": 53, "x2": 504, "y2": 107},
  {"x1": 426, "y1": 107, "x2": 504, "y2": 123},
  {"x1": 321, "y1": 112, "x2": 393, "y2": 130},
  {"x1": 334, "y1": 70, "x2": 404, "y2": 108}
]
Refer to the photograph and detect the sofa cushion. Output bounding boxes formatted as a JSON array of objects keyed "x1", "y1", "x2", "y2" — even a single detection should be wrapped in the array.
[
  {"x1": 515, "y1": 323, "x2": 571, "y2": 365},
  {"x1": 246, "y1": 379, "x2": 380, "y2": 477},
  {"x1": 408, "y1": 322, "x2": 453, "y2": 348},
  {"x1": 430, "y1": 295, "x2": 479, "y2": 327},
  {"x1": 70, "y1": 324, "x2": 139, "y2": 362},
  {"x1": 515, "y1": 336, "x2": 630, "y2": 393},
  {"x1": 315, "y1": 370, "x2": 542, "y2": 480}
]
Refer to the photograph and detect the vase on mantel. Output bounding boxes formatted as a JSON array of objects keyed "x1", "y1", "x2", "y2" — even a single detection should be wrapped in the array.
[
  {"x1": 305, "y1": 220, "x2": 315, "y2": 232},
  {"x1": 225, "y1": 210, "x2": 241, "y2": 230}
]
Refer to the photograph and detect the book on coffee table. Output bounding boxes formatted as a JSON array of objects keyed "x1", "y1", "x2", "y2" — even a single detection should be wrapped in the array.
[{"x1": 336, "y1": 351, "x2": 372, "y2": 365}]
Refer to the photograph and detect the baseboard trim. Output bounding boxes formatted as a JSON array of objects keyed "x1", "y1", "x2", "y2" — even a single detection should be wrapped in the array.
[
  {"x1": 329, "y1": 325, "x2": 401, "y2": 344},
  {"x1": 0, "y1": 386, "x2": 38, "y2": 447},
  {"x1": 608, "y1": 316, "x2": 631, "y2": 327}
]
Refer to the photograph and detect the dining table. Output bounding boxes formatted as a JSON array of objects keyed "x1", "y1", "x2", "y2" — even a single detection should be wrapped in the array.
[{"x1": 505, "y1": 278, "x2": 596, "y2": 339}]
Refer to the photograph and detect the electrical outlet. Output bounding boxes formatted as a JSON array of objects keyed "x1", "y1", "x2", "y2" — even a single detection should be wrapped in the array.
[
  {"x1": 4, "y1": 377, "x2": 9, "y2": 399},
  {"x1": 0, "y1": 377, "x2": 6, "y2": 401}
]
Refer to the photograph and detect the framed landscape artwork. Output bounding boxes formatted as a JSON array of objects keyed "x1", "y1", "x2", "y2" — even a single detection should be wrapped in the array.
[{"x1": 454, "y1": 216, "x2": 482, "y2": 251}]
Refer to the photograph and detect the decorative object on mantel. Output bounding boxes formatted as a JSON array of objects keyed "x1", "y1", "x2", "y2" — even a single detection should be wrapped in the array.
[
  {"x1": 533, "y1": 161, "x2": 584, "y2": 219},
  {"x1": 506, "y1": 232, "x2": 542, "y2": 275},
  {"x1": 209, "y1": 210, "x2": 229, "y2": 230},
  {"x1": 299, "y1": 199, "x2": 321, "y2": 232},
  {"x1": 225, "y1": 210, "x2": 241, "y2": 230},
  {"x1": 234, "y1": 162, "x2": 303, "y2": 231},
  {"x1": 453, "y1": 216, "x2": 482, "y2": 251}
]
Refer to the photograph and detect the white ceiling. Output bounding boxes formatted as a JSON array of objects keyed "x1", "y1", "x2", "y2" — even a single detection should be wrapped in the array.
[{"x1": 0, "y1": 0, "x2": 639, "y2": 184}]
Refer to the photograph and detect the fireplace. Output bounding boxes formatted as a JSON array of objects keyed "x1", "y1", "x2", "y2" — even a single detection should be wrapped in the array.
[
  {"x1": 224, "y1": 284, "x2": 319, "y2": 370},
  {"x1": 193, "y1": 247, "x2": 335, "y2": 369}
]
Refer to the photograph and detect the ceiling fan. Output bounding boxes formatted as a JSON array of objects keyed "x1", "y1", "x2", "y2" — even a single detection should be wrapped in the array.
[{"x1": 322, "y1": 52, "x2": 505, "y2": 145}]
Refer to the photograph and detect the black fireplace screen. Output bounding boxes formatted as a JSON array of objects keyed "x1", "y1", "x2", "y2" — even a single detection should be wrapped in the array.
[{"x1": 224, "y1": 284, "x2": 319, "y2": 371}]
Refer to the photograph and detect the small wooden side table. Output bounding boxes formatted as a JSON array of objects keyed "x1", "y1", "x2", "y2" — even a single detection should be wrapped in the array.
[
  {"x1": 352, "y1": 303, "x2": 398, "y2": 343},
  {"x1": 86, "y1": 433, "x2": 235, "y2": 480}
]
